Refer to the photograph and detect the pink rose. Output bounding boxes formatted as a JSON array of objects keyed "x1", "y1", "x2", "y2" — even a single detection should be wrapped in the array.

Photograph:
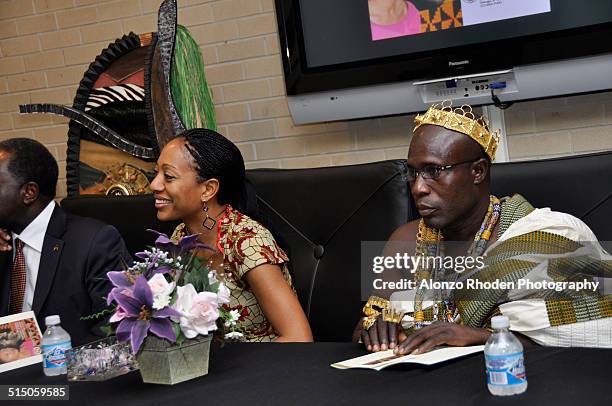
[{"x1": 172, "y1": 284, "x2": 219, "y2": 338}]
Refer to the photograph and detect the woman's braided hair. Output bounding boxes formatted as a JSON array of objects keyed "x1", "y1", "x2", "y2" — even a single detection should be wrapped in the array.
[
  {"x1": 182, "y1": 128, "x2": 247, "y2": 211},
  {"x1": 179, "y1": 128, "x2": 292, "y2": 264}
]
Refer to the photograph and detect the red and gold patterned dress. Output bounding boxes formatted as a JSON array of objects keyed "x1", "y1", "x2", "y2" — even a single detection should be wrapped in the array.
[{"x1": 172, "y1": 205, "x2": 294, "y2": 342}]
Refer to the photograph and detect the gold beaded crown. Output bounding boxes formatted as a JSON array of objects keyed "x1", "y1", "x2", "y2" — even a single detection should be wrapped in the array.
[{"x1": 413, "y1": 101, "x2": 500, "y2": 160}]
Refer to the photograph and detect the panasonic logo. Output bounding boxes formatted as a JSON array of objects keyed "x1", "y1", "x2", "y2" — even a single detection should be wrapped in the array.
[{"x1": 449, "y1": 60, "x2": 470, "y2": 67}]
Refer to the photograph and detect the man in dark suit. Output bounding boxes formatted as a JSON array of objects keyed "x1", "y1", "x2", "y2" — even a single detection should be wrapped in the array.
[{"x1": 0, "y1": 138, "x2": 131, "y2": 346}]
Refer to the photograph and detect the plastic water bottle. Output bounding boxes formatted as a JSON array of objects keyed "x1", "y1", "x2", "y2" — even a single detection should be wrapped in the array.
[
  {"x1": 41, "y1": 315, "x2": 72, "y2": 376},
  {"x1": 484, "y1": 315, "x2": 527, "y2": 396}
]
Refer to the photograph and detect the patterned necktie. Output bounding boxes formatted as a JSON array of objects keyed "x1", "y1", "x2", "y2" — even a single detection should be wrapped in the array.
[{"x1": 9, "y1": 239, "x2": 26, "y2": 314}]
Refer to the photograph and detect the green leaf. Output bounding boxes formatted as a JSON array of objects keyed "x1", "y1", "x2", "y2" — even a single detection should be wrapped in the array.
[
  {"x1": 172, "y1": 323, "x2": 184, "y2": 345},
  {"x1": 183, "y1": 268, "x2": 205, "y2": 292},
  {"x1": 173, "y1": 323, "x2": 187, "y2": 346},
  {"x1": 100, "y1": 325, "x2": 114, "y2": 337}
]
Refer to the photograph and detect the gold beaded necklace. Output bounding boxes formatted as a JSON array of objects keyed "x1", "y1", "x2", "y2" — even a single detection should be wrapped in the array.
[{"x1": 412, "y1": 195, "x2": 501, "y2": 329}]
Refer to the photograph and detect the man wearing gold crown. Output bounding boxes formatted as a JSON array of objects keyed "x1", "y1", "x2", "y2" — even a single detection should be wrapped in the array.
[{"x1": 357, "y1": 101, "x2": 611, "y2": 354}]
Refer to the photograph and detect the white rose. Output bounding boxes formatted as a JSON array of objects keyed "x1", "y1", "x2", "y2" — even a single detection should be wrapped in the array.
[{"x1": 147, "y1": 273, "x2": 174, "y2": 310}]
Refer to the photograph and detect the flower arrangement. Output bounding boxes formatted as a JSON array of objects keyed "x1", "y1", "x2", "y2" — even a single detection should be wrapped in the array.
[{"x1": 106, "y1": 230, "x2": 247, "y2": 353}]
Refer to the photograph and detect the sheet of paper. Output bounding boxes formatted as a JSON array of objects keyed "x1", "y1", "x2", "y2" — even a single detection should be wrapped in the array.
[{"x1": 331, "y1": 345, "x2": 484, "y2": 371}]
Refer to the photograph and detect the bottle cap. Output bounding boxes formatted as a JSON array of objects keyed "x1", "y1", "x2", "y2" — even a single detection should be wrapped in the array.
[
  {"x1": 45, "y1": 315, "x2": 60, "y2": 326},
  {"x1": 491, "y1": 315, "x2": 509, "y2": 329}
]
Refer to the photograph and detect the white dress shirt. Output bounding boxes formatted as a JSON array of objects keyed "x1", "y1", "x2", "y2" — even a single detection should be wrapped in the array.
[{"x1": 11, "y1": 201, "x2": 55, "y2": 312}]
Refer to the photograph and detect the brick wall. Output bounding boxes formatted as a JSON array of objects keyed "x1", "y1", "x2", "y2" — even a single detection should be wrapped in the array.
[{"x1": 1, "y1": 0, "x2": 612, "y2": 199}]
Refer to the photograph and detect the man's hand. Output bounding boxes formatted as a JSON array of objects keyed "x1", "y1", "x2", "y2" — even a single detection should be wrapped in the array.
[
  {"x1": 353, "y1": 315, "x2": 406, "y2": 352},
  {"x1": 0, "y1": 229, "x2": 11, "y2": 252},
  {"x1": 393, "y1": 322, "x2": 490, "y2": 355}
]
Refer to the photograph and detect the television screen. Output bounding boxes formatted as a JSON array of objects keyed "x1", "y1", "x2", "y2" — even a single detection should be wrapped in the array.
[{"x1": 278, "y1": 0, "x2": 612, "y2": 94}]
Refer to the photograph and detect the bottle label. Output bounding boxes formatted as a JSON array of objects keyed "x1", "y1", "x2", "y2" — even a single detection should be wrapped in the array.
[
  {"x1": 42, "y1": 341, "x2": 71, "y2": 369},
  {"x1": 485, "y1": 352, "x2": 526, "y2": 386}
]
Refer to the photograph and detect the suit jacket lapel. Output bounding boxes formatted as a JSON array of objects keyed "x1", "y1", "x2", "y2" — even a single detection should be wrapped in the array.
[
  {"x1": 0, "y1": 252, "x2": 10, "y2": 316},
  {"x1": 32, "y1": 204, "x2": 65, "y2": 315}
]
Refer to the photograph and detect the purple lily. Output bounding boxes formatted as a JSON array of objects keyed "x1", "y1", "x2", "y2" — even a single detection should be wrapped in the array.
[
  {"x1": 131, "y1": 250, "x2": 170, "y2": 278},
  {"x1": 154, "y1": 265, "x2": 172, "y2": 275},
  {"x1": 113, "y1": 275, "x2": 182, "y2": 353},
  {"x1": 134, "y1": 251, "x2": 151, "y2": 260},
  {"x1": 143, "y1": 251, "x2": 161, "y2": 278},
  {"x1": 106, "y1": 270, "x2": 134, "y2": 306},
  {"x1": 146, "y1": 229, "x2": 211, "y2": 256}
]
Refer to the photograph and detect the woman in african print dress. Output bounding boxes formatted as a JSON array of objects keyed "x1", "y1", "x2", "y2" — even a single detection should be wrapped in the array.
[{"x1": 151, "y1": 128, "x2": 312, "y2": 342}]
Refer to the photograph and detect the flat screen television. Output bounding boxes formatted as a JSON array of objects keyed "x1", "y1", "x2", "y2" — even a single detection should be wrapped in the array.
[
  {"x1": 276, "y1": 0, "x2": 612, "y2": 124},
  {"x1": 275, "y1": 0, "x2": 612, "y2": 123}
]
